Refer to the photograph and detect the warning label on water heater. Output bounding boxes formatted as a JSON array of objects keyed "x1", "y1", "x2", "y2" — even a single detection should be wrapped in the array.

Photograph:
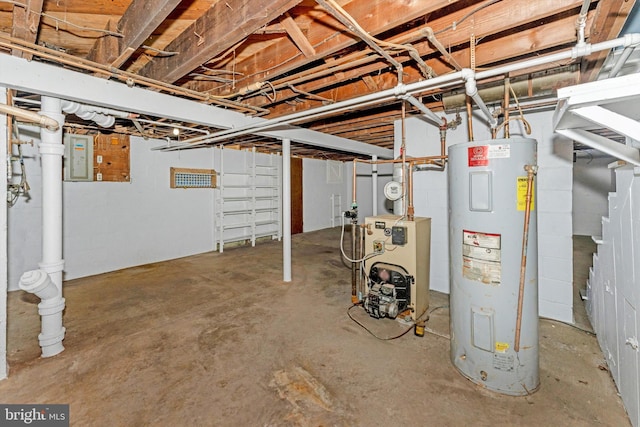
[
  {"x1": 468, "y1": 144, "x2": 510, "y2": 167},
  {"x1": 462, "y1": 230, "x2": 502, "y2": 285}
]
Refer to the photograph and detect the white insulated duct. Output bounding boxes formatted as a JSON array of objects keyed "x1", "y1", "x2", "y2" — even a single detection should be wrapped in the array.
[
  {"x1": 19, "y1": 96, "x2": 67, "y2": 358},
  {"x1": 61, "y1": 100, "x2": 133, "y2": 128}
]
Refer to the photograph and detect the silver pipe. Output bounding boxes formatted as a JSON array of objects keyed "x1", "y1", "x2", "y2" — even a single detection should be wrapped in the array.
[{"x1": 161, "y1": 34, "x2": 640, "y2": 151}]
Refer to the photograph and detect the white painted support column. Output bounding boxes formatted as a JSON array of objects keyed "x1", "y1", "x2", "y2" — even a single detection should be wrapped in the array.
[
  {"x1": 36, "y1": 96, "x2": 65, "y2": 357},
  {"x1": 282, "y1": 138, "x2": 292, "y2": 282},
  {"x1": 0, "y1": 87, "x2": 8, "y2": 378},
  {"x1": 371, "y1": 155, "x2": 378, "y2": 216}
]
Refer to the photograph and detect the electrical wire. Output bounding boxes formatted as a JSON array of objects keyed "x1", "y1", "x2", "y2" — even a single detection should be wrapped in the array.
[
  {"x1": 2, "y1": 0, "x2": 124, "y2": 38},
  {"x1": 434, "y1": 0, "x2": 502, "y2": 36},
  {"x1": 347, "y1": 304, "x2": 414, "y2": 340},
  {"x1": 339, "y1": 215, "x2": 382, "y2": 263}
]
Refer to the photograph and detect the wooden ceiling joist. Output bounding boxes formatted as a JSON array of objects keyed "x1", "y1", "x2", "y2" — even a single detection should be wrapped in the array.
[
  {"x1": 11, "y1": 0, "x2": 43, "y2": 59},
  {"x1": 86, "y1": 0, "x2": 182, "y2": 67},
  {"x1": 198, "y1": 0, "x2": 462, "y2": 94},
  {"x1": 280, "y1": 12, "x2": 315, "y2": 58},
  {"x1": 580, "y1": 0, "x2": 638, "y2": 83},
  {"x1": 139, "y1": 0, "x2": 304, "y2": 83}
]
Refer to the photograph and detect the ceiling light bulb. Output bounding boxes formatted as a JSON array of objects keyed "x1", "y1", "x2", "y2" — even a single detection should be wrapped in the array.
[{"x1": 172, "y1": 127, "x2": 180, "y2": 136}]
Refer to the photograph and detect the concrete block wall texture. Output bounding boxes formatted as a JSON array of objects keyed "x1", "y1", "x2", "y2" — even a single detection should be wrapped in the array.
[
  {"x1": 8, "y1": 134, "x2": 217, "y2": 289},
  {"x1": 394, "y1": 109, "x2": 574, "y2": 321},
  {"x1": 572, "y1": 155, "x2": 615, "y2": 236}
]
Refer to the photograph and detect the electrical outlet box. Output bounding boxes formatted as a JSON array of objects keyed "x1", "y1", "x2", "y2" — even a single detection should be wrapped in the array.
[
  {"x1": 96, "y1": 172, "x2": 103, "y2": 181},
  {"x1": 392, "y1": 226, "x2": 407, "y2": 245},
  {"x1": 373, "y1": 240, "x2": 384, "y2": 253},
  {"x1": 64, "y1": 134, "x2": 94, "y2": 181}
]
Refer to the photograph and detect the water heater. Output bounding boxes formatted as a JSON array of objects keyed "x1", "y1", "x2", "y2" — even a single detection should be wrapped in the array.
[{"x1": 448, "y1": 138, "x2": 539, "y2": 395}]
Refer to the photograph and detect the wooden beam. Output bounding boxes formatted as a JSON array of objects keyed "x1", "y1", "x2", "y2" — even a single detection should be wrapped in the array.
[
  {"x1": 580, "y1": 0, "x2": 637, "y2": 83},
  {"x1": 86, "y1": 0, "x2": 182, "y2": 66},
  {"x1": 198, "y1": 0, "x2": 461, "y2": 94},
  {"x1": 214, "y1": 0, "x2": 583, "y2": 111},
  {"x1": 263, "y1": 6, "x2": 587, "y2": 117},
  {"x1": 280, "y1": 12, "x2": 315, "y2": 57},
  {"x1": 139, "y1": 0, "x2": 304, "y2": 83},
  {"x1": 11, "y1": 0, "x2": 43, "y2": 59}
]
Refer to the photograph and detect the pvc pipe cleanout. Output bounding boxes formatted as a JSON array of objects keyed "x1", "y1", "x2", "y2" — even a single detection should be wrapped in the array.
[
  {"x1": 0, "y1": 103, "x2": 59, "y2": 130},
  {"x1": 18, "y1": 270, "x2": 65, "y2": 357},
  {"x1": 27, "y1": 95, "x2": 66, "y2": 358},
  {"x1": 282, "y1": 138, "x2": 292, "y2": 282}
]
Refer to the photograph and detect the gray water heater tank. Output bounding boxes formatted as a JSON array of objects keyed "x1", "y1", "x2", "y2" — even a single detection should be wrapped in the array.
[{"x1": 448, "y1": 138, "x2": 539, "y2": 395}]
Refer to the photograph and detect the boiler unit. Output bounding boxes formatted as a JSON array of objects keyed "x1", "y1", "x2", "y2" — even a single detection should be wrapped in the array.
[
  {"x1": 363, "y1": 215, "x2": 431, "y2": 322},
  {"x1": 448, "y1": 137, "x2": 539, "y2": 396}
]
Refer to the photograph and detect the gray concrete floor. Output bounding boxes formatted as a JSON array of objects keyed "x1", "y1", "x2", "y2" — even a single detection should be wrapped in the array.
[{"x1": 0, "y1": 228, "x2": 629, "y2": 426}]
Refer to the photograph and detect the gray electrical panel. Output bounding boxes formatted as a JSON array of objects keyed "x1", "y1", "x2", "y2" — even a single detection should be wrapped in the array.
[{"x1": 64, "y1": 134, "x2": 94, "y2": 181}]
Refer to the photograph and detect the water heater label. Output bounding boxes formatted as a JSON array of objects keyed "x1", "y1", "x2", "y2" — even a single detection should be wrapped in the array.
[
  {"x1": 462, "y1": 230, "x2": 501, "y2": 285},
  {"x1": 468, "y1": 145, "x2": 511, "y2": 167},
  {"x1": 488, "y1": 144, "x2": 510, "y2": 159},
  {"x1": 493, "y1": 353, "x2": 515, "y2": 372},
  {"x1": 468, "y1": 146, "x2": 489, "y2": 167},
  {"x1": 516, "y1": 177, "x2": 535, "y2": 211}
]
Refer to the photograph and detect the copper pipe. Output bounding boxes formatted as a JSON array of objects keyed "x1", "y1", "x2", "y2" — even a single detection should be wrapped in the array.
[
  {"x1": 352, "y1": 155, "x2": 448, "y2": 165},
  {"x1": 401, "y1": 101, "x2": 408, "y2": 216},
  {"x1": 407, "y1": 161, "x2": 415, "y2": 221},
  {"x1": 352, "y1": 158, "x2": 357, "y2": 206},
  {"x1": 514, "y1": 164, "x2": 537, "y2": 352},
  {"x1": 466, "y1": 96, "x2": 474, "y2": 141},
  {"x1": 6, "y1": 89, "x2": 12, "y2": 156},
  {"x1": 351, "y1": 222, "x2": 358, "y2": 303},
  {"x1": 503, "y1": 77, "x2": 510, "y2": 138}
]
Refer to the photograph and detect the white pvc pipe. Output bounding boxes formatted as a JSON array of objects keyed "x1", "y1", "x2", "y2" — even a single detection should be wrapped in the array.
[
  {"x1": 161, "y1": 34, "x2": 640, "y2": 151},
  {"x1": 35, "y1": 96, "x2": 66, "y2": 357},
  {"x1": 0, "y1": 103, "x2": 59, "y2": 130},
  {"x1": 463, "y1": 70, "x2": 499, "y2": 128},
  {"x1": 282, "y1": 138, "x2": 292, "y2": 282},
  {"x1": 371, "y1": 155, "x2": 378, "y2": 216}
]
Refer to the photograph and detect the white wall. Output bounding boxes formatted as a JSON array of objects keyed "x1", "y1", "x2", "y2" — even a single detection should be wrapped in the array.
[
  {"x1": 394, "y1": 109, "x2": 574, "y2": 321},
  {"x1": 573, "y1": 153, "x2": 615, "y2": 236},
  {"x1": 8, "y1": 133, "x2": 216, "y2": 289},
  {"x1": 344, "y1": 161, "x2": 394, "y2": 223},
  {"x1": 0, "y1": 88, "x2": 8, "y2": 379},
  {"x1": 302, "y1": 158, "x2": 348, "y2": 232}
]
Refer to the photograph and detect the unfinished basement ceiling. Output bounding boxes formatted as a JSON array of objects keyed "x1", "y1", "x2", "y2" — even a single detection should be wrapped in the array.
[{"x1": 0, "y1": 0, "x2": 637, "y2": 158}]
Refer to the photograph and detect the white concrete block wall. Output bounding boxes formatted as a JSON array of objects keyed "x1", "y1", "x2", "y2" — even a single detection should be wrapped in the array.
[
  {"x1": 516, "y1": 110, "x2": 574, "y2": 322},
  {"x1": 302, "y1": 158, "x2": 349, "y2": 232},
  {"x1": 394, "y1": 109, "x2": 574, "y2": 321},
  {"x1": 572, "y1": 154, "x2": 614, "y2": 236},
  {"x1": 8, "y1": 133, "x2": 216, "y2": 289},
  {"x1": 8, "y1": 126, "x2": 44, "y2": 291},
  {"x1": 344, "y1": 161, "x2": 393, "y2": 224}
]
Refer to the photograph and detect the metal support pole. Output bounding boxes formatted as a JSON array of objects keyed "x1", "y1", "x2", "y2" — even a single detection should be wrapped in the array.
[
  {"x1": 371, "y1": 155, "x2": 378, "y2": 216},
  {"x1": 282, "y1": 138, "x2": 292, "y2": 282}
]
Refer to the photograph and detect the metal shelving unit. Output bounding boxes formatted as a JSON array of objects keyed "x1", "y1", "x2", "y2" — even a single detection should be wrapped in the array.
[{"x1": 216, "y1": 147, "x2": 281, "y2": 252}]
